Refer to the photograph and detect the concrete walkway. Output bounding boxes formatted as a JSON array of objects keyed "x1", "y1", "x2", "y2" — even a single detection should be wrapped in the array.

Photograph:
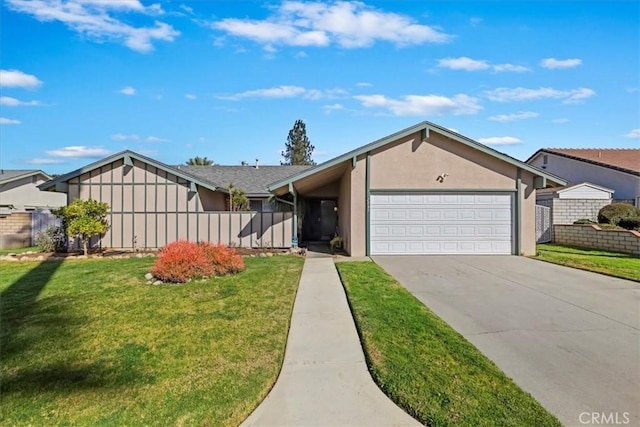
[{"x1": 242, "y1": 254, "x2": 419, "y2": 426}]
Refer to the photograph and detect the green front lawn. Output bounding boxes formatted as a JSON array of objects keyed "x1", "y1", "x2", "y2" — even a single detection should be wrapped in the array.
[
  {"x1": 0, "y1": 246, "x2": 39, "y2": 255},
  {"x1": 1, "y1": 256, "x2": 303, "y2": 426},
  {"x1": 535, "y1": 244, "x2": 640, "y2": 282},
  {"x1": 336, "y1": 262, "x2": 560, "y2": 427}
]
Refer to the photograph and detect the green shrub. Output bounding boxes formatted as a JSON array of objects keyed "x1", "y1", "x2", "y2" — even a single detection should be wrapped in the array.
[
  {"x1": 35, "y1": 225, "x2": 67, "y2": 252},
  {"x1": 573, "y1": 218, "x2": 596, "y2": 224},
  {"x1": 618, "y1": 217, "x2": 640, "y2": 231},
  {"x1": 597, "y1": 203, "x2": 640, "y2": 225}
]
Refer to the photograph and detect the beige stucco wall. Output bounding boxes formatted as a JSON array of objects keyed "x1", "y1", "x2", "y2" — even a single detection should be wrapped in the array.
[
  {"x1": 349, "y1": 155, "x2": 367, "y2": 257},
  {"x1": 65, "y1": 158, "x2": 292, "y2": 249},
  {"x1": 338, "y1": 167, "x2": 352, "y2": 254},
  {"x1": 305, "y1": 180, "x2": 340, "y2": 198},
  {"x1": 520, "y1": 172, "x2": 536, "y2": 255},
  {"x1": 370, "y1": 131, "x2": 517, "y2": 189},
  {"x1": 0, "y1": 175, "x2": 66, "y2": 210},
  {"x1": 343, "y1": 130, "x2": 538, "y2": 256}
]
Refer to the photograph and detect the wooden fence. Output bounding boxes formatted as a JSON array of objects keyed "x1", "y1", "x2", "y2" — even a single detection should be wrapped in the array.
[{"x1": 81, "y1": 211, "x2": 294, "y2": 250}]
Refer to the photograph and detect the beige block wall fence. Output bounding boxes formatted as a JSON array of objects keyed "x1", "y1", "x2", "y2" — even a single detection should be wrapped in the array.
[
  {"x1": 554, "y1": 224, "x2": 640, "y2": 255},
  {"x1": 0, "y1": 213, "x2": 32, "y2": 249}
]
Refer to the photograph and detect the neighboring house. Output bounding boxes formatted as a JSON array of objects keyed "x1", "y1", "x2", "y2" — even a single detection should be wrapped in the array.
[
  {"x1": 176, "y1": 164, "x2": 311, "y2": 211},
  {"x1": 0, "y1": 169, "x2": 66, "y2": 212},
  {"x1": 536, "y1": 182, "x2": 613, "y2": 225},
  {"x1": 526, "y1": 148, "x2": 640, "y2": 206},
  {"x1": 40, "y1": 121, "x2": 565, "y2": 256}
]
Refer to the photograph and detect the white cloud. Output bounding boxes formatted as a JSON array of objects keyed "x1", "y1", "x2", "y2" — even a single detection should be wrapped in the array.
[
  {"x1": 322, "y1": 103, "x2": 344, "y2": 113},
  {"x1": 356, "y1": 82, "x2": 372, "y2": 87},
  {"x1": 6, "y1": 0, "x2": 179, "y2": 53},
  {"x1": 213, "y1": 1, "x2": 450, "y2": 49},
  {"x1": 26, "y1": 158, "x2": 65, "y2": 164},
  {"x1": 0, "y1": 96, "x2": 42, "y2": 106},
  {"x1": 564, "y1": 87, "x2": 596, "y2": 104},
  {"x1": 493, "y1": 63, "x2": 530, "y2": 72},
  {"x1": 221, "y1": 85, "x2": 347, "y2": 101},
  {"x1": 111, "y1": 133, "x2": 139, "y2": 141},
  {"x1": 477, "y1": 136, "x2": 523, "y2": 145},
  {"x1": 146, "y1": 136, "x2": 169, "y2": 142},
  {"x1": 0, "y1": 117, "x2": 21, "y2": 125},
  {"x1": 625, "y1": 129, "x2": 640, "y2": 139},
  {"x1": 540, "y1": 58, "x2": 582, "y2": 69},
  {"x1": 551, "y1": 118, "x2": 570, "y2": 124},
  {"x1": 0, "y1": 69, "x2": 42, "y2": 88},
  {"x1": 46, "y1": 146, "x2": 110, "y2": 158},
  {"x1": 184, "y1": 93, "x2": 197, "y2": 100},
  {"x1": 484, "y1": 86, "x2": 595, "y2": 104},
  {"x1": 119, "y1": 86, "x2": 136, "y2": 95},
  {"x1": 222, "y1": 85, "x2": 305, "y2": 100},
  {"x1": 437, "y1": 57, "x2": 489, "y2": 71},
  {"x1": 437, "y1": 57, "x2": 529, "y2": 72},
  {"x1": 354, "y1": 93, "x2": 482, "y2": 116},
  {"x1": 489, "y1": 111, "x2": 538, "y2": 122},
  {"x1": 179, "y1": 4, "x2": 194, "y2": 14}
]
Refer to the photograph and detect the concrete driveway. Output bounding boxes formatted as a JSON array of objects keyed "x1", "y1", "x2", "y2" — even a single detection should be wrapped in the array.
[{"x1": 374, "y1": 256, "x2": 640, "y2": 427}]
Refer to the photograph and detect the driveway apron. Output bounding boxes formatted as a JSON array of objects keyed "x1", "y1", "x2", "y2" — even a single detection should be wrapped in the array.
[
  {"x1": 242, "y1": 254, "x2": 419, "y2": 426},
  {"x1": 374, "y1": 255, "x2": 640, "y2": 427}
]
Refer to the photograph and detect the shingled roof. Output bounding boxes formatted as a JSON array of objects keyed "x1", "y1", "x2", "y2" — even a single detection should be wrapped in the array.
[
  {"x1": 528, "y1": 148, "x2": 640, "y2": 176},
  {"x1": 176, "y1": 165, "x2": 312, "y2": 196}
]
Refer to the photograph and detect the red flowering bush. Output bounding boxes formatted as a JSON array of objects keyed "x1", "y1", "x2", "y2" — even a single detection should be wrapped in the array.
[
  {"x1": 151, "y1": 240, "x2": 213, "y2": 283},
  {"x1": 151, "y1": 240, "x2": 244, "y2": 283},
  {"x1": 200, "y1": 242, "x2": 245, "y2": 276}
]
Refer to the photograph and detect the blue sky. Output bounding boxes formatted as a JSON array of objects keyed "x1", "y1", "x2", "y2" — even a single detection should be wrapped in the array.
[{"x1": 1, "y1": 0, "x2": 638, "y2": 174}]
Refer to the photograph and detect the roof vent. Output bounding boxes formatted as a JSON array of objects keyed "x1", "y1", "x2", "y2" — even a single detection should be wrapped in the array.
[
  {"x1": 241, "y1": 161, "x2": 248, "y2": 166},
  {"x1": 255, "y1": 159, "x2": 259, "y2": 169}
]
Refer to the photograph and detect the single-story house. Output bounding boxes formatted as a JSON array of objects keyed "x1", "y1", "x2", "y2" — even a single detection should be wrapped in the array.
[
  {"x1": 0, "y1": 169, "x2": 66, "y2": 212},
  {"x1": 526, "y1": 148, "x2": 640, "y2": 206},
  {"x1": 39, "y1": 121, "x2": 565, "y2": 256}
]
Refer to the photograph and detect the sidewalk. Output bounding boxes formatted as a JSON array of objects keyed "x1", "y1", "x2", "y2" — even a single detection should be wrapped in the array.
[{"x1": 242, "y1": 254, "x2": 419, "y2": 426}]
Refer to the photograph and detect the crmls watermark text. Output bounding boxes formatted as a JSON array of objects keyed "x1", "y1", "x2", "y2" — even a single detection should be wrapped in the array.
[{"x1": 579, "y1": 412, "x2": 630, "y2": 425}]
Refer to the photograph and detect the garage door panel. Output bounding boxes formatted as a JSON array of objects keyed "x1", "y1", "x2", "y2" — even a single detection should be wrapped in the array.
[{"x1": 370, "y1": 192, "x2": 513, "y2": 255}]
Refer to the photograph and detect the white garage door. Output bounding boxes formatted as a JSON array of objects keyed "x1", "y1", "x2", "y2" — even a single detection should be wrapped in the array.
[{"x1": 370, "y1": 193, "x2": 513, "y2": 255}]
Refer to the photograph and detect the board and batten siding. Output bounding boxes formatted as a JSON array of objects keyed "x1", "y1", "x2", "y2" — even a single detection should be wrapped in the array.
[{"x1": 66, "y1": 159, "x2": 293, "y2": 249}]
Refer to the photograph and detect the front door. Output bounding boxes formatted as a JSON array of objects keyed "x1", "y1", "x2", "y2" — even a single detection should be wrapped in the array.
[{"x1": 302, "y1": 199, "x2": 337, "y2": 242}]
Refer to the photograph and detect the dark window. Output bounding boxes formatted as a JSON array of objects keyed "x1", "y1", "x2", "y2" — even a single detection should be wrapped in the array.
[{"x1": 250, "y1": 200, "x2": 262, "y2": 212}]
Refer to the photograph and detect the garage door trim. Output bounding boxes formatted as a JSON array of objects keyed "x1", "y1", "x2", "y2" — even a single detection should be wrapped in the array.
[{"x1": 368, "y1": 189, "x2": 517, "y2": 255}]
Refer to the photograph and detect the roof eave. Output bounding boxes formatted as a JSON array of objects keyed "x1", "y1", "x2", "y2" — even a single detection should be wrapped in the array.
[
  {"x1": 1, "y1": 170, "x2": 51, "y2": 185},
  {"x1": 268, "y1": 121, "x2": 567, "y2": 191},
  {"x1": 38, "y1": 150, "x2": 222, "y2": 193}
]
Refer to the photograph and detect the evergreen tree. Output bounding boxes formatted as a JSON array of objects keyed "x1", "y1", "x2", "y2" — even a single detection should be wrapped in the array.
[
  {"x1": 186, "y1": 156, "x2": 213, "y2": 165},
  {"x1": 282, "y1": 120, "x2": 315, "y2": 165}
]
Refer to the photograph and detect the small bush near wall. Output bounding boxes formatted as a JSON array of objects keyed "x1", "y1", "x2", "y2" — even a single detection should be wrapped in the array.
[
  {"x1": 151, "y1": 241, "x2": 245, "y2": 283},
  {"x1": 597, "y1": 203, "x2": 640, "y2": 226},
  {"x1": 619, "y1": 217, "x2": 640, "y2": 231},
  {"x1": 35, "y1": 225, "x2": 68, "y2": 252},
  {"x1": 201, "y1": 242, "x2": 245, "y2": 275}
]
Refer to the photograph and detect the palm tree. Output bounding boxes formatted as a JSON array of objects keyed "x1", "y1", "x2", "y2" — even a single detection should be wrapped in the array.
[{"x1": 185, "y1": 156, "x2": 213, "y2": 165}]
